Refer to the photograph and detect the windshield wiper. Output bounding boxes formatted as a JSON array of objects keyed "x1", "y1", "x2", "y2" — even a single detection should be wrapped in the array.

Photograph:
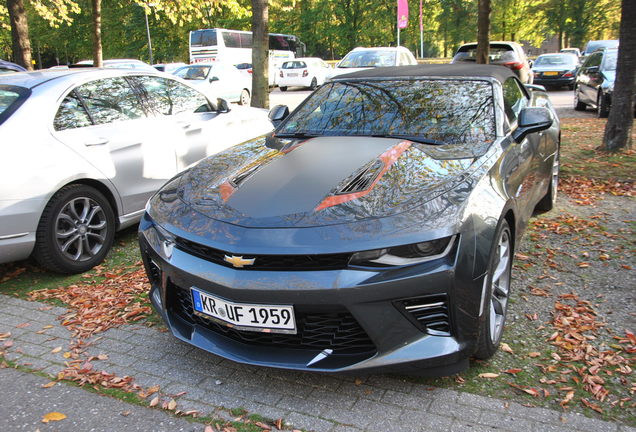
[
  {"x1": 370, "y1": 134, "x2": 447, "y2": 146},
  {"x1": 274, "y1": 132, "x2": 319, "y2": 139}
]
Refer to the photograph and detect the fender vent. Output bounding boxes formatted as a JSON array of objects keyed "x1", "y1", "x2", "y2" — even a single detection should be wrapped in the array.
[
  {"x1": 337, "y1": 159, "x2": 384, "y2": 194},
  {"x1": 399, "y1": 295, "x2": 451, "y2": 336}
]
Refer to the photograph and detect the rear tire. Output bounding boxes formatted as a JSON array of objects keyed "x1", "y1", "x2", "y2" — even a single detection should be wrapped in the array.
[
  {"x1": 535, "y1": 146, "x2": 559, "y2": 213},
  {"x1": 280, "y1": 86, "x2": 288, "y2": 92},
  {"x1": 239, "y1": 89, "x2": 250, "y2": 106},
  {"x1": 597, "y1": 92, "x2": 610, "y2": 118},
  {"x1": 33, "y1": 184, "x2": 115, "y2": 274},
  {"x1": 574, "y1": 87, "x2": 586, "y2": 111},
  {"x1": 474, "y1": 220, "x2": 513, "y2": 360},
  {"x1": 309, "y1": 77, "x2": 318, "y2": 90}
]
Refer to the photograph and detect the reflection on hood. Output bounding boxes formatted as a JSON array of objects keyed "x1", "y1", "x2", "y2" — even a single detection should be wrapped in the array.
[{"x1": 176, "y1": 135, "x2": 477, "y2": 228}]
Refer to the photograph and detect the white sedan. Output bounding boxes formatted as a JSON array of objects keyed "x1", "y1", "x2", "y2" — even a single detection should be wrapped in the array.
[
  {"x1": 277, "y1": 57, "x2": 332, "y2": 91},
  {"x1": 174, "y1": 63, "x2": 252, "y2": 105},
  {"x1": 0, "y1": 68, "x2": 273, "y2": 273},
  {"x1": 329, "y1": 46, "x2": 418, "y2": 79}
]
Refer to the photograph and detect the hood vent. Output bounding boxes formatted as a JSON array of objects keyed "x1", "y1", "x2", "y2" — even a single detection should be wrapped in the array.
[{"x1": 336, "y1": 159, "x2": 385, "y2": 195}]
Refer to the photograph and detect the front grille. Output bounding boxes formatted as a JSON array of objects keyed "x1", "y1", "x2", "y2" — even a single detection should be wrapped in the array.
[
  {"x1": 169, "y1": 284, "x2": 376, "y2": 355},
  {"x1": 175, "y1": 237, "x2": 351, "y2": 271},
  {"x1": 399, "y1": 295, "x2": 451, "y2": 336}
]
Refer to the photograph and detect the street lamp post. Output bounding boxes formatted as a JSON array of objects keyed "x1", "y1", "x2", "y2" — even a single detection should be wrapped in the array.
[{"x1": 144, "y1": 10, "x2": 153, "y2": 65}]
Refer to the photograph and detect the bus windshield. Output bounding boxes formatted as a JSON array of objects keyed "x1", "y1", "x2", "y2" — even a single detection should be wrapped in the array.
[{"x1": 191, "y1": 30, "x2": 217, "y2": 47}]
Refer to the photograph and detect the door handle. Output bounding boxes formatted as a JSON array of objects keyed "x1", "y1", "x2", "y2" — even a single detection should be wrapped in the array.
[
  {"x1": 177, "y1": 121, "x2": 191, "y2": 129},
  {"x1": 84, "y1": 138, "x2": 109, "y2": 146}
]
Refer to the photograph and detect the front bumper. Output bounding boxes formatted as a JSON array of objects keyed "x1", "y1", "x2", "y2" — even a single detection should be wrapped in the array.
[
  {"x1": 532, "y1": 76, "x2": 575, "y2": 87},
  {"x1": 139, "y1": 217, "x2": 484, "y2": 375}
]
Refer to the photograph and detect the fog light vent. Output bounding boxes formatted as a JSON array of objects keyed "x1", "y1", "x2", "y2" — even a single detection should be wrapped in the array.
[
  {"x1": 147, "y1": 259, "x2": 162, "y2": 286},
  {"x1": 401, "y1": 295, "x2": 451, "y2": 336}
]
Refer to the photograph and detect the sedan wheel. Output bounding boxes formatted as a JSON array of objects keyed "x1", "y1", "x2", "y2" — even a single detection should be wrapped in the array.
[
  {"x1": 33, "y1": 184, "x2": 115, "y2": 274},
  {"x1": 309, "y1": 77, "x2": 318, "y2": 90},
  {"x1": 239, "y1": 89, "x2": 251, "y2": 106},
  {"x1": 475, "y1": 220, "x2": 512, "y2": 359},
  {"x1": 574, "y1": 87, "x2": 587, "y2": 111},
  {"x1": 597, "y1": 92, "x2": 610, "y2": 118}
]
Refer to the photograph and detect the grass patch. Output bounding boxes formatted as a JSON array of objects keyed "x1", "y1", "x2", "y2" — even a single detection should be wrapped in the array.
[
  {"x1": 560, "y1": 118, "x2": 636, "y2": 182},
  {"x1": 0, "y1": 227, "x2": 141, "y2": 301}
]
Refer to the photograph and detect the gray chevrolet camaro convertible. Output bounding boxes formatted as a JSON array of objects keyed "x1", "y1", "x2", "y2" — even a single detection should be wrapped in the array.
[{"x1": 139, "y1": 64, "x2": 560, "y2": 375}]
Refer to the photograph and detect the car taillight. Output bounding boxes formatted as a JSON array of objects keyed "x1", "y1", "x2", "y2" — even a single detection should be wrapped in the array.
[
  {"x1": 248, "y1": 69, "x2": 253, "y2": 74},
  {"x1": 562, "y1": 71, "x2": 573, "y2": 77},
  {"x1": 302, "y1": 69, "x2": 308, "y2": 77},
  {"x1": 279, "y1": 70, "x2": 284, "y2": 78},
  {"x1": 503, "y1": 61, "x2": 524, "y2": 70}
]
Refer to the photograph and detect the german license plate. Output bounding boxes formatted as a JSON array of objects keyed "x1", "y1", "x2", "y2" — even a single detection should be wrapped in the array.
[
  {"x1": 288, "y1": 73, "x2": 298, "y2": 77},
  {"x1": 190, "y1": 288, "x2": 296, "y2": 334},
  {"x1": 543, "y1": 71, "x2": 558, "y2": 76}
]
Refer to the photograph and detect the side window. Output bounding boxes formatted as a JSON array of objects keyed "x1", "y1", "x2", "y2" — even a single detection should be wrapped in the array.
[
  {"x1": 502, "y1": 77, "x2": 528, "y2": 124},
  {"x1": 134, "y1": 76, "x2": 173, "y2": 115},
  {"x1": 54, "y1": 91, "x2": 93, "y2": 131},
  {"x1": 583, "y1": 53, "x2": 601, "y2": 68},
  {"x1": 75, "y1": 78, "x2": 144, "y2": 125},
  {"x1": 168, "y1": 80, "x2": 212, "y2": 114}
]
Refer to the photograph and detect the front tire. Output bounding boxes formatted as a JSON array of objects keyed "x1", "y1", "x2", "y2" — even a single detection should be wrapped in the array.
[
  {"x1": 279, "y1": 86, "x2": 288, "y2": 92},
  {"x1": 33, "y1": 184, "x2": 115, "y2": 274},
  {"x1": 474, "y1": 220, "x2": 513, "y2": 360},
  {"x1": 239, "y1": 89, "x2": 250, "y2": 106}
]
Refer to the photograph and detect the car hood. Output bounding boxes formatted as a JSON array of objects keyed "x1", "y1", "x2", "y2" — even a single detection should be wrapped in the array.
[{"x1": 175, "y1": 135, "x2": 476, "y2": 228}]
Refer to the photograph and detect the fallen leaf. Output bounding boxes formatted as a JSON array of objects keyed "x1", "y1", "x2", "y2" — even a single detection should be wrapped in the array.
[
  {"x1": 274, "y1": 418, "x2": 283, "y2": 430},
  {"x1": 528, "y1": 352, "x2": 541, "y2": 358},
  {"x1": 254, "y1": 422, "x2": 271, "y2": 430},
  {"x1": 3, "y1": 340, "x2": 13, "y2": 348},
  {"x1": 41, "y1": 381, "x2": 56, "y2": 388},
  {"x1": 500, "y1": 343, "x2": 514, "y2": 354},
  {"x1": 204, "y1": 426, "x2": 215, "y2": 432},
  {"x1": 50, "y1": 347, "x2": 62, "y2": 354},
  {"x1": 63, "y1": 352, "x2": 71, "y2": 359},
  {"x1": 504, "y1": 368, "x2": 522, "y2": 375},
  {"x1": 16, "y1": 323, "x2": 30, "y2": 328},
  {"x1": 167, "y1": 399, "x2": 177, "y2": 410},
  {"x1": 42, "y1": 412, "x2": 66, "y2": 423},
  {"x1": 149, "y1": 396, "x2": 159, "y2": 407},
  {"x1": 478, "y1": 373, "x2": 500, "y2": 378}
]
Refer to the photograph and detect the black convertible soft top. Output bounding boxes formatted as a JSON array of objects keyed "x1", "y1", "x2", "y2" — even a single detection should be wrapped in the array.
[{"x1": 334, "y1": 63, "x2": 516, "y2": 83}]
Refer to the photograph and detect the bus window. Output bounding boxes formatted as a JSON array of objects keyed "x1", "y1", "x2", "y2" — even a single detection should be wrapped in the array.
[
  {"x1": 222, "y1": 32, "x2": 241, "y2": 48},
  {"x1": 239, "y1": 33, "x2": 253, "y2": 48}
]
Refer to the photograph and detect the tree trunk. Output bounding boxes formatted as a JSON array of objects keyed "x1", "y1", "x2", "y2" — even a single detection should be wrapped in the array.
[
  {"x1": 251, "y1": 0, "x2": 269, "y2": 109},
  {"x1": 603, "y1": 0, "x2": 635, "y2": 151},
  {"x1": 92, "y1": 0, "x2": 103, "y2": 67},
  {"x1": 476, "y1": 0, "x2": 491, "y2": 64},
  {"x1": 7, "y1": 0, "x2": 33, "y2": 70}
]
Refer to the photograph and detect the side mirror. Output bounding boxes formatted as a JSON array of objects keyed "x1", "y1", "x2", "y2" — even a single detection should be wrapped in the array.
[
  {"x1": 217, "y1": 98, "x2": 231, "y2": 113},
  {"x1": 209, "y1": 76, "x2": 220, "y2": 82},
  {"x1": 268, "y1": 104, "x2": 289, "y2": 126},
  {"x1": 513, "y1": 107, "x2": 553, "y2": 143},
  {"x1": 587, "y1": 66, "x2": 599, "y2": 74}
]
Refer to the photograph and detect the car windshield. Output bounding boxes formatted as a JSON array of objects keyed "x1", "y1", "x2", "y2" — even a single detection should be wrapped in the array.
[
  {"x1": 454, "y1": 45, "x2": 518, "y2": 63},
  {"x1": 175, "y1": 66, "x2": 211, "y2": 80},
  {"x1": 534, "y1": 55, "x2": 577, "y2": 67},
  {"x1": 338, "y1": 51, "x2": 397, "y2": 68},
  {"x1": 278, "y1": 79, "x2": 496, "y2": 149},
  {"x1": 282, "y1": 61, "x2": 307, "y2": 69},
  {"x1": 603, "y1": 50, "x2": 617, "y2": 71}
]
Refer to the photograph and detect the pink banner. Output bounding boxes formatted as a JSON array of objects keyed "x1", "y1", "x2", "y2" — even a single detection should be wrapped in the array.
[
  {"x1": 397, "y1": 0, "x2": 409, "y2": 29},
  {"x1": 419, "y1": 0, "x2": 423, "y2": 31}
]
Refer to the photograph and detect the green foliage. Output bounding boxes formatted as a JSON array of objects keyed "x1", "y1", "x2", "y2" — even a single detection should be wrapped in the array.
[{"x1": 0, "y1": 0, "x2": 623, "y2": 66}]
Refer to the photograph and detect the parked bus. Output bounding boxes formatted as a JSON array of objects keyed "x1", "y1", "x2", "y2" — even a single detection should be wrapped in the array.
[{"x1": 189, "y1": 28, "x2": 305, "y2": 66}]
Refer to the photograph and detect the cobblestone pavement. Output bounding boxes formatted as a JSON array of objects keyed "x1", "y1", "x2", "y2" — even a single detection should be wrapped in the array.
[{"x1": 1, "y1": 295, "x2": 633, "y2": 432}]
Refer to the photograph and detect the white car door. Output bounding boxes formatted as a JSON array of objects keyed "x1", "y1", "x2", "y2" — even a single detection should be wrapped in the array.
[{"x1": 52, "y1": 77, "x2": 177, "y2": 214}]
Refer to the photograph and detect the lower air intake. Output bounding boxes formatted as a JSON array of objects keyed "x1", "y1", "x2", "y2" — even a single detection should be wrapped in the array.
[{"x1": 400, "y1": 295, "x2": 451, "y2": 336}]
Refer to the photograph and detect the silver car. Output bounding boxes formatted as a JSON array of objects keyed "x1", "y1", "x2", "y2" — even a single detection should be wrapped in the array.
[{"x1": 0, "y1": 69, "x2": 273, "y2": 273}]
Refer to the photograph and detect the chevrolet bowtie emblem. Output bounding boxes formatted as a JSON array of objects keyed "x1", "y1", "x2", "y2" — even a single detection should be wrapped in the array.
[{"x1": 224, "y1": 255, "x2": 255, "y2": 268}]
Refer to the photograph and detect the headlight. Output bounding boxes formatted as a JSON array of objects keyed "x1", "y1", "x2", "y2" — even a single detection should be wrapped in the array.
[
  {"x1": 140, "y1": 219, "x2": 176, "y2": 261},
  {"x1": 349, "y1": 235, "x2": 457, "y2": 267}
]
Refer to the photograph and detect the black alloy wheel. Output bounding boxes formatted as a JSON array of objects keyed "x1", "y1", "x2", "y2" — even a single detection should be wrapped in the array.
[
  {"x1": 33, "y1": 184, "x2": 115, "y2": 274},
  {"x1": 475, "y1": 220, "x2": 513, "y2": 359}
]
